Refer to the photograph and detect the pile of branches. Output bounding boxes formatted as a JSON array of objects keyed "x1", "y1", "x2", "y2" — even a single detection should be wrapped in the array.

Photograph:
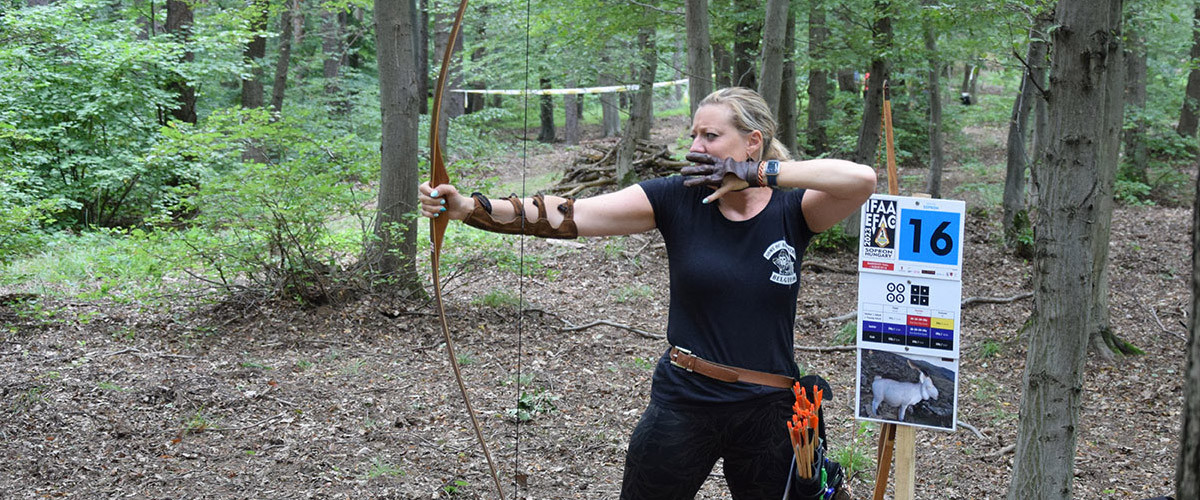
[{"x1": 550, "y1": 139, "x2": 689, "y2": 197}]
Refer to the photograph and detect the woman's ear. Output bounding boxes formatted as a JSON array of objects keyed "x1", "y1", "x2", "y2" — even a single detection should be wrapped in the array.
[{"x1": 745, "y1": 129, "x2": 764, "y2": 160}]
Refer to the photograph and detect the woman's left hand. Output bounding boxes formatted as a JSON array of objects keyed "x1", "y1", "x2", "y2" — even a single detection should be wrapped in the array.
[{"x1": 681, "y1": 153, "x2": 761, "y2": 202}]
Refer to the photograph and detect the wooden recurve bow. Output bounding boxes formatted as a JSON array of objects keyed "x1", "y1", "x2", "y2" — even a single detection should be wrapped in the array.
[{"x1": 428, "y1": 0, "x2": 507, "y2": 497}]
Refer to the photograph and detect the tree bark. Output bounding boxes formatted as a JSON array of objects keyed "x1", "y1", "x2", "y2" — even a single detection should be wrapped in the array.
[
  {"x1": 1123, "y1": 33, "x2": 1149, "y2": 184},
  {"x1": 1007, "y1": 2, "x2": 1125, "y2": 499},
  {"x1": 241, "y1": 0, "x2": 269, "y2": 111},
  {"x1": 564, "y1": 90, "x2": 580, "y2": 145},
  {"x1": 538, "y1": 77, "x2": 555, "y2": 142},
  {"x1": 432, "y1": 1, "x2": 465, "y2": 151},
  {"x1": 631, "y1": 21, "x2": 657, "y2": 142},
  {"x1": 1087, "y1": 2, "x2": 1127, "y2": 361},
  {"x1": 778, "y1": 10, "x2": 797, "y2": 156},
  {"x1": 466, "y1": 8, "x2": 488, "y2": 115},
  {"x1": 1181, "y1": 150, "x2": 1200, "y2": 500},
  {"x1": 372, "y1": 0, "x2": 421, "y2": 286},
  {"x1": 685, "y1": 0, "x2": 713, "y2": 118},
  {"x1": 836, "y1": 69, "x2": 857, "y2": 92},
  {"x1": 806, "y1": 0, "x2": 831, "y2": 155},
  {"x1": 164, "y1": 0, "x2": 196, "y2": 124},
  {"x1": 1179, "y1": 4, "x2": 1200, "y2": 138},
  {"x1": 270, "y1": 0, "x2": 297, "y2": 115},
  {"x1": 616, "y1": 17, "x2": 657, "y2": 187},
  {"x1": 1003, "y1": 10, "x2": 1051, "y2": 248},
  {"x1": 713, "y1": 42, "x2": 733, "y2": 89},
  {"x1": 757, "y1": 0, "x2": 789, "y2": 116},
  {"x1": 732, "y1": 0, "x2": 759, "y2": 89},
  {"x1": 322, "y1": 8, "x2": 348, "y2": 115},
  {"x1": 417, "y1": 0, "x2": 429, "y2": 114},
  {"x1": 922, "y1": 1, "x2": 944, "y2": 198},
  {"x1": 599, "y1": 61, "x2": 621, "y2": 137},
  {"x1": 844, "y1": 1, "x2": 891, "y2": 237}
]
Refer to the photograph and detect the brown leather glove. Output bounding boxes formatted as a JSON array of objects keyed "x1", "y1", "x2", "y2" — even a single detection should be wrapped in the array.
[{"x1": 681, "y1": 153, "x2": 763, "y2": 188}]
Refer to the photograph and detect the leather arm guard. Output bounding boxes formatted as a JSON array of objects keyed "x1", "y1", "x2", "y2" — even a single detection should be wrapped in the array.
[{"x1": 462, "y1": 193, "x2": 579, "y2": 239}]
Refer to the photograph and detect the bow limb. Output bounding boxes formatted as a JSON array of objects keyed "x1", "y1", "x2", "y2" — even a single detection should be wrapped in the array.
[{"x1": 429, "y1": 0, "x2": 507, "y2": 498}]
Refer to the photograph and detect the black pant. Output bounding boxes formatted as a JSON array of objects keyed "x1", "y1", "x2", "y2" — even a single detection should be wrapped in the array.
[{"x1": 619, "y1": 397, "x2": 797, "y2": 500}]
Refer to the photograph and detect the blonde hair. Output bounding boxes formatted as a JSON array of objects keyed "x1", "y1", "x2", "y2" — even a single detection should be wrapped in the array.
[{"x1": 696, "y1": 87, "x2": 793, "y2": 162}]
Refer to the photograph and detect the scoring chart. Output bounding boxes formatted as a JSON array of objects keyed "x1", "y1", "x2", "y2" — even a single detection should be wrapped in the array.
[{"x1": 857, "y1": 272, "x2": 961, "y2": 359}]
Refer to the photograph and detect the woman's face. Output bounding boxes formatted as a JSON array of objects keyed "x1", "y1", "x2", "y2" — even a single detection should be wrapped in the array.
[{"x1": 689, "y1": 104, "x2": 761, "y2": 162}]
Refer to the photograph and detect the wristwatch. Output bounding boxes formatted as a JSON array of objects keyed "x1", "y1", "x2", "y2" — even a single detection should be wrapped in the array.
[{"x1": 764, "y1": 160, "x2": 781, "y2": 186}]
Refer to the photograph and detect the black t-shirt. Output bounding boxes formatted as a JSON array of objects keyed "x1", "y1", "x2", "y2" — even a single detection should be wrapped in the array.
[{"x1": 640, "y1": 176, "x2": 817, "y2": 408}]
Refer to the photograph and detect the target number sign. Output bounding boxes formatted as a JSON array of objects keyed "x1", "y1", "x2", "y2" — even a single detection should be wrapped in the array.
[{"x1": 899, "y1": 209, "x2": 960, "y2": 267}]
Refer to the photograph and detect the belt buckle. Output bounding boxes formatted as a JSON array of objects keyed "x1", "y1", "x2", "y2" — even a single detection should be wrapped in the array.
[{"x1": 670, "y1": 347, "x2": 693, "y2": 371}]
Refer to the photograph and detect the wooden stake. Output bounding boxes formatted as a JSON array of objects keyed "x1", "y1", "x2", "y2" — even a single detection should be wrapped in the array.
[
  {"x1": 872, "y1": 423, "x2": 896, "y2": 500},
  {"x1": 894, "y1": 425, "x2": 917, "y2": 500},
  {"x1": 882, "y1": 83, "x2": 899, "y2": 196}
]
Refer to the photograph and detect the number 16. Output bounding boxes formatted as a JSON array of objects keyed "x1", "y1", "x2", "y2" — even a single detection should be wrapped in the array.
[{"x1": 908, "y1": 219, "x2": 954, "y2": 256}]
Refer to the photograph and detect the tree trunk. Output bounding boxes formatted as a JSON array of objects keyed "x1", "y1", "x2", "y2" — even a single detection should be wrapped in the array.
[
  {"x1": 346, "y1": 7, "x2": 366, "y2": 70},
  {"x1": 417, "y1": 0, "x2": 429, "y2": 114},
  {"x1": 599, "y1": 62, "x2": 621, "y2": 137},
  {"x1": 1088, "y1": 3, "x2": 1129, "y2": 361},
  {"x1": 164, "y1": 0, "x2": 196, "y2": 124},
  {"x1": 1003, "y1": 11, "x2": 1051, "y2": 248},
  {"x1": 836, "y1": 69, "x2": 857, "y2": 92},
  {"x1": 757, "y1": 0, "x2": 789, "y2": 116},
  {"x1": 1181, "y1": 153, "x2": 1200, "y2": 500},
  {"x1": 538, "y1": 77, "x2": 555, "y2": 142},
  {"x1": 778, "y1": 10, "x2": 797, "y2": 156},
  {"x1": 673, "y1": 37, "x2": 685, "y2": 104},
  {"x1": 685, "y1": 0, "x2": 713, "y2": 117},
  {"x1": 322, "y1": 8, "x2": 348, "y2": 115},
  {"x1": 242, "y1": 0, "x2": 268, "y2": 110},
  {"x1": 1007, "y1": 3, "x2": 1125, "y2": 500},
  {"x1": 922, "y1": 1, "x2": 944, "y2": 198},
  {"x1": 466, "y1": 8, "x2": 488, "y2": 115},
  {"x1": 270, "y1": 0, "x2": 297, "y2": 115},
  {"x1": 1180, "y1": 4, "x2": 1200, "y2": 138},
  {"x1": 432, "y1": 2, "x2": 465, "y2": 151},
  {"x1": 617, "y1": 17, "x2": 657, "y2": 187},
  {"x1": 732, "y1": 0, "x2": 759, "y2": 89},
  {"x1": 713, "y1": 42, "x2": 733, "y2": 89},
  {"x1": 959, "y1": 62, "x2": 975, "y2": 103},
  {"x1": 853, "y1": 3, "x2": 890, "y2": 168},
  {"x1": 1123, "y1": 18, "x2": 1149, "y2": 184},
  {"x1": 806, "y1": 0, "x2": 831, "y2": 155},
  {"x1": 372, "y1": 0, "x2": 421, "y2": 287},
  {"x1": 844, "y1": 1, "x2": 891, "y2": 237},
  {"x1": 564, "y1": 90, "x2": 580, "y2": 145}
]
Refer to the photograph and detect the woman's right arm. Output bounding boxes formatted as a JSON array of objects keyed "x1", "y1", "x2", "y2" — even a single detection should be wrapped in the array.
[{"x1": 418, "y1": 182, "x2": 656, "y2": 237}]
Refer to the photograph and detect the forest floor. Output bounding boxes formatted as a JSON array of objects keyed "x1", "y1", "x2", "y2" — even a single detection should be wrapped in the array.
[{"x1": 0, "y1": 102, "x2": 1193, "y2": 499}]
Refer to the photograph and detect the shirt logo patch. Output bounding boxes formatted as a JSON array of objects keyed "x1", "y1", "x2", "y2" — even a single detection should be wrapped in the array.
[{"x1": 763, "y1": 240, "x2": 797, "y2": 285}]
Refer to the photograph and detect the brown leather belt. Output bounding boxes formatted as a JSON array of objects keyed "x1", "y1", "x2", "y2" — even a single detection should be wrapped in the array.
[{"x1": 668, "y1": 346, "x2": 795, "y2": 389}]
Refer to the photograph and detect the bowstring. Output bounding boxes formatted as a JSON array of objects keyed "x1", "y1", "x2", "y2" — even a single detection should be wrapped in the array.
[{"x1": 512, "y1": 0, "x2": 532, "y2": 495}]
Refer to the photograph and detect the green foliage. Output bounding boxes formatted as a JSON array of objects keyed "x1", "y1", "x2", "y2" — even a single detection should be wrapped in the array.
[
  {"x1": 833, "y1": 321, "x2": 857, "y2": 346},
  {"x1": 0, "y1": 1, "x2": 219, "y2": 227},
  {"x1": 808, "y1": 223, "x2": 857, "y2": 254},
  {"x1": 830, "y1": 421, "x2": 876, "y2": 484},
  {"x1": 473, "y1": 289, "x2": 523, "y2": 309},
  {"x1": 612, "y1": 284, "x2": 654, "y2": 303},
  {"x1": 2, "y1": 228, "x2": 183, "y2": 302},
  {"x1": 157, "y1": 107, "x2": 379, "y2": 305},
  {"x1": 506, "y1": 389, "x2": 559, "y2": 422},
  {"x1": 363, "y1": 457, "x2": 405, "y2": 480},
  {"x1": 442, "y1": 479, "x2": 471, "y2": 495},
  {"x1": 0, "y1": 167, "x2": 63, "y2": 264},
  {"x1": 977, "y1": 339, "x2": 1003, "y2": 358}
]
